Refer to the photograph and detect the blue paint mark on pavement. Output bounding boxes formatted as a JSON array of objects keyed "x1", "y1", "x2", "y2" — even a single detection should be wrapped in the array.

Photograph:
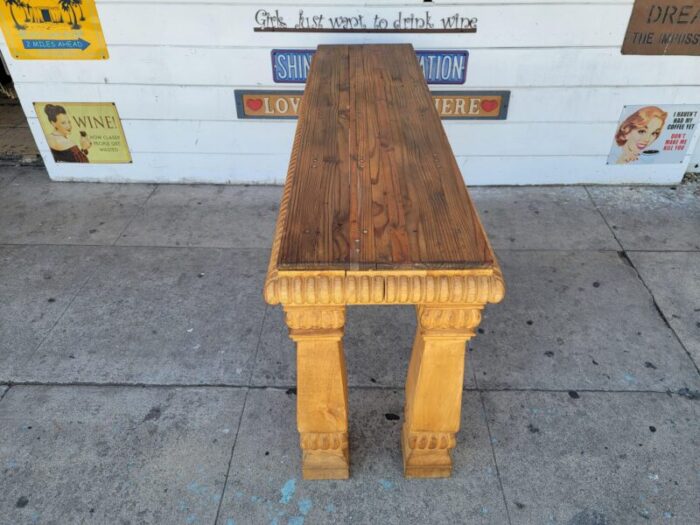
[
  {"x1": 298, "y1": 499, "x2": 312, "y2": 515},
  {"x1": 378, "y1": 479, "x2": 394, "y2": 490},
  {"x1": 280, "y1": 478, "x2": 296, "y2": 504},
  {"x1": 187, "y1": 480, "x2": 221, "y2": 504},
  {"x1": 187, "y1": 481, "x2": 201, "y2": 493}
]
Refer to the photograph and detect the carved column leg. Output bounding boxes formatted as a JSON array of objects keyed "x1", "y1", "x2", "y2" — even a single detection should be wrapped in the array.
[
  {"x1": 402, "y1": 305, "x2": 482, "y2": 478},
  {"x1": 284, "y1": 305, "x2": 349, "y2": 480}
]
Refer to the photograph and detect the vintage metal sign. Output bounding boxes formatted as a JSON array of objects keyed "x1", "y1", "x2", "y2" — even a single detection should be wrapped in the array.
[
  {"x1": 622, "y1": 0, "x2": 700, "y2": 55},
  {"x1": 433, "y1": 91, "x2": 509, "y2": 120},
  {"x1": 272, "y1": 49, "x2": 469, "y2": 84},
  {"x1": 0, "y1": 0, "x2": 108, "y2": 59},
  {"x1": 237, "y1": 91, "x2": 304, "y2": 119},
  {"x1": 235, "y1": 90, "x2": 509, "y2": 120},
  {"x1": 34, "y1": 102, "x2": 131, "y2": 163},
  {"x1": 417, "y1": 51, "x2": 469, "y2": 84},
  {"x1": 607, "y1": 105, "x2": 699, "y2": 165},
  {"x1": 271, "y1": 50, "x2": 315, "y2": 83}
]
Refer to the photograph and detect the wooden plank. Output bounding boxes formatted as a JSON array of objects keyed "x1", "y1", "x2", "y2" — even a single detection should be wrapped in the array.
[
  {"x1": 78, "y1": 4, "x2": 633, "y2": 48},
  {"x1": 36, "y1": 151, "x2": 688, "y2": 186},
  {"x1": 347, "y1": 45, "x2": 365, "y2": 268},
  {"x1": 278, "y1": 44, "x2": 493, "y2": 270},
  {"x1": 366, "y1": 44, "x2": 491, "y2": 268},
  {"x1": 8, "y1": 45, "x2": 700, "y2": 89},
  {"x1": 361, "y1": 45, "x2": 410, "y2": 266},
  {"x1": 278, "y1": 45, "x2": 351, "y2": 269},
  {"x1": 368, "y1": 44, "x2": 445, "y2": 266},
  {"x1": 26, "y1": 118, "x2": 674, "y2": 157},
  {"x1": 16, "y1": 83, "x2": 700, "y2": 124},
  {"x1": 104, "y1": 0, "x2": 630, "y2": 5}
]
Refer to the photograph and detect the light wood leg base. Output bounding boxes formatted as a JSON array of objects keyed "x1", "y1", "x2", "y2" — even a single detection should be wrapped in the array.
[
  {"x1": 402, "y1": 305, "x2": 482, "y2": 479},
  {"x1": 402, "y1": 425, "x2": 456, "y2": 478},
  {"x1": 301, "y1": 432, "x2": 350, "y2": 480},
  {"x1": 284, "y1": 306, "x2": 350, "y2": 480}
]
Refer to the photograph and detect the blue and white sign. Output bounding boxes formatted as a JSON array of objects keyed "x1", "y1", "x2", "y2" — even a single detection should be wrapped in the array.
[
  {"x1": 22, "y1": 38, "x2": 91, "y2": 50},
  {"x1": 271, "y1": 49, "x2": 315, "y2": 83},
  {"x1": 416, "y1": 50, "x2": 468, "y2": 84},
  {"x1": 272, "y1": 49, "x2": 468, "y2": 84}
]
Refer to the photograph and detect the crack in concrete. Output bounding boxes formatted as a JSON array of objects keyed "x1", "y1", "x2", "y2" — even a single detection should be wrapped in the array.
[{"x1": 214, "y1": 305, "x2": 269, "y2": 525}]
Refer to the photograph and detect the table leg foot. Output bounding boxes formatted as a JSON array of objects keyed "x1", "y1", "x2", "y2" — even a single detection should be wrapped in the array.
[
  {"x1": 402, "y1": 425, "x2": 456, "y2": 478},
  {"x1": 300, "y1": 432, "x2": 350, "y2": 480}
]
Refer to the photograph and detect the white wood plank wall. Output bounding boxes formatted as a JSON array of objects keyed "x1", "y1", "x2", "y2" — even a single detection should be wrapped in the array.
[{"x1": 2, "y1": 0, "x2": 699, "y2": 184}]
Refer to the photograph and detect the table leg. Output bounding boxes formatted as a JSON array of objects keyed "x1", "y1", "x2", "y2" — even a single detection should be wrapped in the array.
[
  {"x1": 402, "y1": 305, "x2": 482, "y2": 478},
  {"x1": 284, "y1": 305, "x2": 350, "y2": 480}
]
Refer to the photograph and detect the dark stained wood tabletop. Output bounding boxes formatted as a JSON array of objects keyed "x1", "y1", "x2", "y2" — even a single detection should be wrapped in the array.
[{"x1": 278, "y1": 44, "x2": 494, "y2": 271}]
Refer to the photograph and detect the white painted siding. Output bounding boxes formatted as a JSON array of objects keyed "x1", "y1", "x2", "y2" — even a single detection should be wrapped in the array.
[{"x1": 2, "y1": 0, "x2": 699, "y2": 185}]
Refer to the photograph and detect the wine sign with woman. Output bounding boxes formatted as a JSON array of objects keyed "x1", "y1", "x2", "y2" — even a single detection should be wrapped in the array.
[{"x1": 34, "y1": 102, "x2": 132, "y2": 164}]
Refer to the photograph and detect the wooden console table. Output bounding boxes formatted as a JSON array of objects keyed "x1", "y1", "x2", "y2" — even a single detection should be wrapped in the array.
[{"x1": 264, "y1": 44, "x2": 505, "y2": 480}]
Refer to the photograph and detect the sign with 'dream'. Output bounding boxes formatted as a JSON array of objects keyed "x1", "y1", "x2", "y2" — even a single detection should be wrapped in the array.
[
  {"x1": 622, "y1": 0, "x2": 700, "y2": 56},
  {"x1": 235, "y1": 90, "x2": 509, "y2": 120}
]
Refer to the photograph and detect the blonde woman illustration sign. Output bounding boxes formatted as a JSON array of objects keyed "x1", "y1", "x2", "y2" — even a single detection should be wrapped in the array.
[
  {"x1": 43, "y1": 104, "x2": 92, "y2": 163},
  {"x1": 614, "y1": 106, "x2": 667, "y2": 165}
]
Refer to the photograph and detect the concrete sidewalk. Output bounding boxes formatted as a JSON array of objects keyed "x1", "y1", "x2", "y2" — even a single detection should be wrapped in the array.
[
  {"x1": 0, "y1": 102, "x2": 40, "y2": 166},
  {"x1": 0, "y1": 166, "x2": 698, "y2": 525}
]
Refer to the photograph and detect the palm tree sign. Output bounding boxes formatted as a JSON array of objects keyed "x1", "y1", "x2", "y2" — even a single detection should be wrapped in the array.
[
  {"x1": 58, "y1": 0, "x2": 80, "y2": 29},
  {"x1": 4, "y1": 0, "x2": 27, "y2": 30},
  {"x1": 72, "y1": 0, "x2": 85, "y2": 21},
  {"x1": 20, "y1": 1, "x2": 30, "y2": 24}
]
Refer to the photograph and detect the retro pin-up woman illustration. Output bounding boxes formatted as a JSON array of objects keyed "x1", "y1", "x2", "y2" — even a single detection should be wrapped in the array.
[
  {"x1": 43, "y1": 104, "x2": 92, "y2": 163},
  {"x1": 614, "y1": 106, "x2": 667, "y2": 164}
]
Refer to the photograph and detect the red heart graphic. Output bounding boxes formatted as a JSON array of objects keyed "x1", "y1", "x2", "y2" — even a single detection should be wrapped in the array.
[
  {"x1": 246, "y1": 98, "x2": 263, "y2": 111},
  {"x1": 480, "y1": 99, "x2": 498, "y2": 113}
]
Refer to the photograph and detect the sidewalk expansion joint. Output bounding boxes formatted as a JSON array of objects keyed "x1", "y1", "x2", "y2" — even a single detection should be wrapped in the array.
[
  {"x1": 1, "y1": 381, "x2": 695, "y2": 398},
  {"x1": 213, "y1": 388, "x2": 249, "y2": 525},
  {"x1": 478, "y1": 388, "x2": 513, "y2": 525},
  {"x1": 0, "y1": 385, "x2": 11, "y2": 403},
  {"x1": 0, "y1": 242, "x2": 271, "y2": 251},
  {"x1": 618, "y1": 251, "x2": 700, "y2": 376},
  {"x1": 111, "y1": 184, "x2": 159, "y2": 246}
]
